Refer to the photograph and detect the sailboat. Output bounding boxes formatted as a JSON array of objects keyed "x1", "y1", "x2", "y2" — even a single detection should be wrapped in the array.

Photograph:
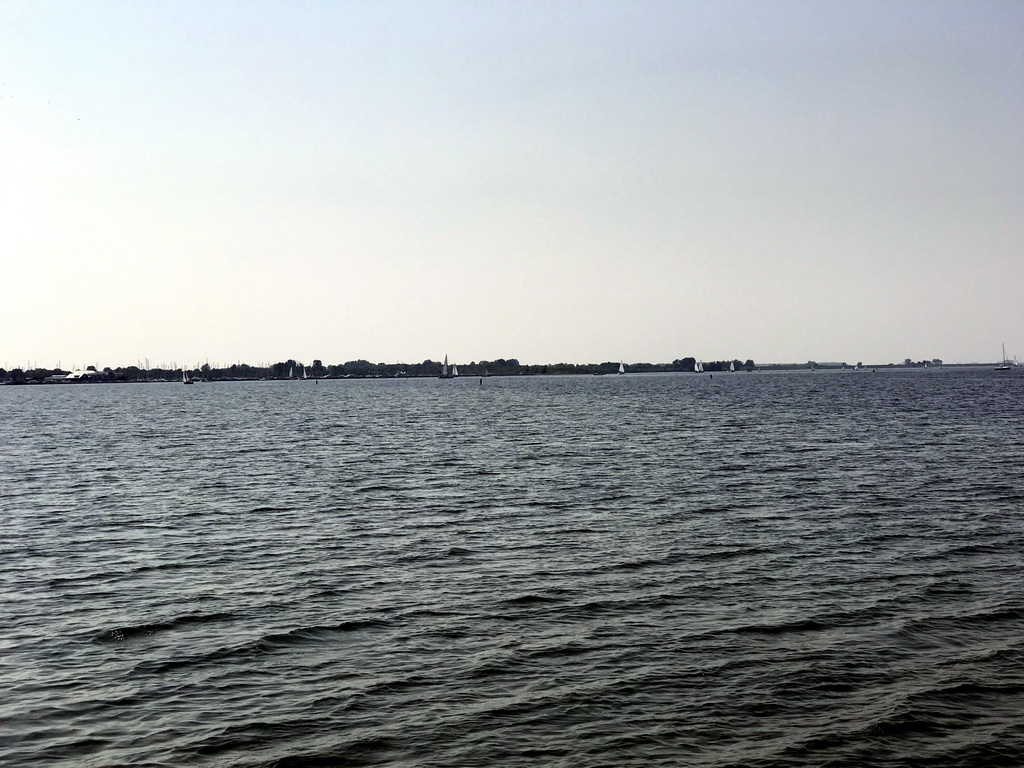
[
  {"x1": 439, "y1": 355, "x2": 455, "y2": 379},
  {"x1": 729, "y1": 360, "x2": 736, "y2": 372},
  {"x1": 302, "y1": 366, "x2": 308, "y2": 379},
  {"x1": 618, "y1": 362, "x2": 626, "y2": 374},
  {"x1": 996, "y1": 344, "x2": 1012, "y2": 371},
  {"x1": 287, "y1": 365, "x2": 294, "y2": 379},
  {"x1": 182, "y1": 369, "x2": 193, "y2": 385}
]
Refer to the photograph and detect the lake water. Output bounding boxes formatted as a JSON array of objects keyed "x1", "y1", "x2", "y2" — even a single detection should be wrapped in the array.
[{"x1": 2, "y1": 369, "x2": 1023, "y2": 767}]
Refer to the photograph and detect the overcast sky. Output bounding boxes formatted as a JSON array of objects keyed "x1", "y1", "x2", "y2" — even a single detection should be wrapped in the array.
[{"x1": 2, "y1": 0, "x2": 1022, "y2": 369}]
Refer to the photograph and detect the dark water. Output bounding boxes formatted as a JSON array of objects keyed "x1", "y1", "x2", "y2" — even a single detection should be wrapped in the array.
[{"x1": 2, "y1": 369, "x2": 1024, "y2": 767}]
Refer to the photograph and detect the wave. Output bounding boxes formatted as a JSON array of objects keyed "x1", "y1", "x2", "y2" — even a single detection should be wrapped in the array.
[
  {"x1": 691, "y1": 545, "x2": 774, "y2": 561},
  {"x1": 501, "y1": 594, "x2": 564, "y2": 606},
  {"x1": 729, "y1": 617, "x2": 831, "y2": 636},
  {"x1": 190, "y1": 715, "x2": 344, "y2": 760},
  {"x1": 911, "y1": 541, "x2": 1010, "y2": 561},
  {"x1": 921, "y1": 578, "x2": 975, "y2": 597},
  {"x1": 392, "y1": 546, "x2": 476, "y2": 564},
  {"x1": 569, "y1": 591, "x2": 683, "y2": 617},
  {"x1": 359, "y1": 673, "x2": 436, "y2": 699},
  {"x1": 718, "y1": 596, "x2": 916, "y2": 639},
  {"x1": 899, "y1": 606, "x2": 1024, "y2": 635},
  {"x1": 132, "y1": 618, "x2": 390, "y2": 673},
  {"x1": 265, "y1": 735, "x2": 396, "y2": 768},
  {"x1": 524, "y1": 642, "x2": 592, "y2": 659},
  {"x1": 259, "y1": 619, "x2": 390, "y2": 649},
  {"x1": 93, "y1": 611, "x2": 235, "y2": 643}
]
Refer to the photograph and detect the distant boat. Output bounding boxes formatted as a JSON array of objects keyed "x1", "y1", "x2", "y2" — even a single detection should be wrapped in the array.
[
  {"x1": 302, "y1": 366, "x2": 308, "y2": 379},
  {"x1": 287, "y1": 365, "x2": 294, "y2": 379},
  {"x1": 439, "y1": 355, "x2": 456, "y2": 379},
  {"x1": 697, "y1": 361, "x2": 704, "y2": 373},
  {"x1": 996, "y1": 344, "x2": 1012, "y2": 370},
  {"x1": 182, "y1": 369, "x2": 193, "y2": 385},
  {"x1": 618, "y1": 362, "x2": 625, "y2": 374},
  {"x1": 729, "y1": 360, "x2": 736, "y2": 372}
]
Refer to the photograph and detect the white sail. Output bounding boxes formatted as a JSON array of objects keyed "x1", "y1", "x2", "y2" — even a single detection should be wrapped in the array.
[
  {"x1": 618, "y1": 362, "x2": 625, "y2": 374},
  {"x1": 730, "y1": 361, "x2": 736, "y2": 372},
  {"x1": 440, "y1": 354, "x2": 457, "y2": 378},
  {"x1": 996, "y1": 344, "x2": 1012, "y2": 370}
]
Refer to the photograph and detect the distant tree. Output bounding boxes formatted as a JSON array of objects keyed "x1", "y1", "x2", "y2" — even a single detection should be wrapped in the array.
[{"x1": 344, "y1": 360, "x2": 372, "y2": 377}]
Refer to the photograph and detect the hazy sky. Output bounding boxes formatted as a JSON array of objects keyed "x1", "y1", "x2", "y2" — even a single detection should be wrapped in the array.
[{"x1": 3, "y1": 1, "x2": 1022, "y2": 369}]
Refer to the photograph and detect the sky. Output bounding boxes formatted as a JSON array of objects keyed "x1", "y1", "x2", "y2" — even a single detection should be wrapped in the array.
[{"x1": 2, "y1": 0, "x2": 1023, "y2": 370}]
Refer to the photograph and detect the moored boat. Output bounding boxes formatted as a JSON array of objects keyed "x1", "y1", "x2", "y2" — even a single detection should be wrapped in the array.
[{"x1": 996, "y1": 344, "x2": 1012, "y2": 371}]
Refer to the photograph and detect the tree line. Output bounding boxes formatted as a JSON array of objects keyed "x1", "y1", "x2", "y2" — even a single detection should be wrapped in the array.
[{"x1": 1, "y1": 357, "x2": 757, "y2": 384}]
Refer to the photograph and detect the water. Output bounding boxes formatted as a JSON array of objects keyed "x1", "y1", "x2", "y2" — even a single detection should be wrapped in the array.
[{"x1": 2, "y1": 369, "x2": 1023, "y2": 767}]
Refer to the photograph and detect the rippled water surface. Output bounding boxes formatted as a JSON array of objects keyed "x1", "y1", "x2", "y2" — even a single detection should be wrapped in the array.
[{"x1": 2, "y1": 369, "x2": 1024, "y2": 767}]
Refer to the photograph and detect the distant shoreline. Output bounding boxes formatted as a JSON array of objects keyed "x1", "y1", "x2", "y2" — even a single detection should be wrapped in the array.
[{"x1": 1, "y1": 358, "x2": 1012, "y2": 385}]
